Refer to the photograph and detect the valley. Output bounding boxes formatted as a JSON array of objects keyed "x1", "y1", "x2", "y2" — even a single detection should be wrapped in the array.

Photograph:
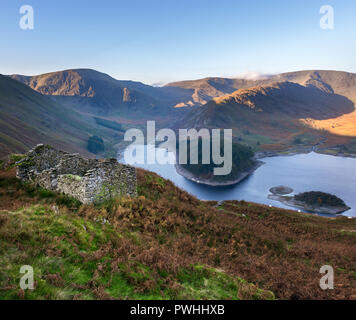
[
  {"x1": 2, "y1": 68, "x2": 356, "y2": 190},
  {"x1": 1, "y1": 0, "x2": 356, "y2": 304},
  {"x1": 3, "y1": 69, "x2": 356, "y2": 160},
  {"x1": 122, "y1": 145, "x2": 356, "y2": 218}
]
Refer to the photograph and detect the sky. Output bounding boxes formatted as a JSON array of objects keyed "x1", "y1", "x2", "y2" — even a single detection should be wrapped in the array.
[{"x1": 0, "y1": 0, "x2": 355, "y2": 84}]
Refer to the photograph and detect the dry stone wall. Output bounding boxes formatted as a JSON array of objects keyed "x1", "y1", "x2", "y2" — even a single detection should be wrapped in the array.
[{"x1": 16, "y1": 144, "x2": 137, "y2": 204}]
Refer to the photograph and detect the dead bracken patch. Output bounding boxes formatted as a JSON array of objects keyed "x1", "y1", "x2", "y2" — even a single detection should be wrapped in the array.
[{"x1": 0, "y1": 166, "x2": 355, "y2": 300}]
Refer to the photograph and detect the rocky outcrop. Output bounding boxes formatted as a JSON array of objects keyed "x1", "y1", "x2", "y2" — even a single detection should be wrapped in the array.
[
  {"x1": 269, "y1": 186, "x2": 293, "y2": 195},
  {"x1": 268, "y1": 194, "x2": 350, "y2": 215},
  {"x1": 175, "y1": 160, "x2": 264, "y2": 187},
  {"x1": 16, "y1": 144, "x2": 137, "y2": 204}
]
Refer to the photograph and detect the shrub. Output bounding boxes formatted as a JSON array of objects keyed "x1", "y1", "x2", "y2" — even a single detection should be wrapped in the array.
[
  {"x1": 179, "y1": 138, "x2": 255, "y2": 182},
  {"x1": 55, "y1": 194, "x2": 81, "y2": 210},
  {"x1": 294, "y1": 191, "x2": 346, "y2": 207},
  {"x1": 9, "y1": 154, "x2": 26, "y2": 163},
  {"x1": 38, "y1": 189, "x2": 56, "y2": 199},
  {"x1": 87, "y1": 136, "x2": 105, "y2": 154}
]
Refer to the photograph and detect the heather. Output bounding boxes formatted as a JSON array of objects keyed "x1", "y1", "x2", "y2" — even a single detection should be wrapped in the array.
[{"x1": 0, "y1": 165, "x2": 355, "y2": 300}]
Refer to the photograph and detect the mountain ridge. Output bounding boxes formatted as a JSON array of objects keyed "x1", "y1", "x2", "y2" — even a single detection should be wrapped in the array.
[
  {"x1": 6, "y1": 68, "x2": 356, "y2": 155},
  {"x1": 9, "y1": 69, "x2": 192, "y2": 115},
  {"x1": 0, "y1": 74, "x2": 123, "y2": 157},
  {"x1": 166, "y1": 70, "x2": 356, "y2": 107}
]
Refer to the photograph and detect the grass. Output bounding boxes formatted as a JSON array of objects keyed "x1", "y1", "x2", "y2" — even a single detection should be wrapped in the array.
[
  {"x1": 0, "y1": 204, "x2": 271, "y2": 300},
  {"x1": 0, "y1": 168, "x2": 273, "y2": 300},
  {"x1": 0, "y1": 75, "x2": 125, "y2": 158},
  {"x1": 0, "y1": 167, "x2": 355, "y2": 300}
]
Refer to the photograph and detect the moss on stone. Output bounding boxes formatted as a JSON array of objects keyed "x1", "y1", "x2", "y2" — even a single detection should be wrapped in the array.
[{"x1": 65, "y1": 174, "x2": 82, "y2": 182}]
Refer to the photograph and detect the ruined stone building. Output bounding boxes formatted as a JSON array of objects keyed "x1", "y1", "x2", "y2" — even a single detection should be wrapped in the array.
[{"x1": 16, "y1": 144, "x2": 137, "y2": 204}]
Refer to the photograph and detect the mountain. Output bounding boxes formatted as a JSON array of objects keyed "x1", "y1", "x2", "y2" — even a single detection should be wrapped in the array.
[
  {"x1": 0, "y1": 74, "x2": 121, "y2": 158},
  {"x1": 177, "y1": 78, "x2": 356, "y2": 151},
  {"x1": 166, "y1": 70, "x2": 356, "y2": 109},
  {"x1": 10, "y1": 69, "x2": 191, "y2": 116},
  {"x1": 7, "y1": 69, "x2": 356, "y2": 154},
  {"x1": 166, "y1": 77, "x2": 260, "y2": 107},
  {"x1": 203, "y1": 81, "x2": 353, "y2": 121},
  {"x1": 270, "y1": 71, "x2": 356, "y2": 138},
  {"x1": 273, "y1": 70, "x2": 356, "y2": 102}
]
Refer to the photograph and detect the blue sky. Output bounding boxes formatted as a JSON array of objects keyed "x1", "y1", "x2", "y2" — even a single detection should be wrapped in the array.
[{"x1": 0, "y1": 0, "x2": 355, "y2": 84}]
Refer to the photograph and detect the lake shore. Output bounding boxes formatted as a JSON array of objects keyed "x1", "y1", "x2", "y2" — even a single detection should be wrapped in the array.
[
  {"x1": 254, "y1": 145, "x2": 356, "y2": 160},
  {"x1": 175, "y1": 160, "x2": 265, "y2": 187}
]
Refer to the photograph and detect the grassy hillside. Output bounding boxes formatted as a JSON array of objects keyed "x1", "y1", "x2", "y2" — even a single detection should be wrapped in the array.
[
  {"x1": 169, "y1": 70, "x2": 356, "y2": 153},
  {"x1": 0, "y1": 75, "x2": 124, "y2": 158},
  {"x1": 0, "y1": 165, "x2": 355, "y2": 300},
  {"x1": 177, "y1": 81, "x2": 355, "y2": 152},
  {"x1": 9, "y1": 69, "x2": 356, "y2": 154},
  {"x1": 167, "y1": 70, "x2": 356, "y2": 108},
  {"x1": 10, "y1": 69, "x2": 191, "y2": 116}
]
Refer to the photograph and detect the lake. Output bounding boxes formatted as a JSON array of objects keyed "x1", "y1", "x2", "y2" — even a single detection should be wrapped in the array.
[{"x1": 120, "y1": 146, "x2": 356, "y2": 217}]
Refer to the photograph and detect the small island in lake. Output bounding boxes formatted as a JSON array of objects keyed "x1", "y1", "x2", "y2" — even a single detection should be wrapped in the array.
[
  {"x1": 175, "y1": 138, "x2": 263, "y2": 186},
  {"x1": 268, "y1": 190, "x2": 350, "y2": 215},
  {"x1": 269, "y1": 186, "x2": 293, "y2": 195}
]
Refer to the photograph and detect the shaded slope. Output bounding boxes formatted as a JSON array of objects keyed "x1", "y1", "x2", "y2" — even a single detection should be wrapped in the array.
[
  {"x1": 10, "y1": 69, "x2": 191, "y2": 116},
  {"x1": 166, "y1": 70, "x2": 356, "y2": 109},
  {"x1": 0, "y1": 75, "x2": 120, "y2": 157},
  {"x1": 166, "y1": 77, "x2": 261, "y2": 106},
  {"x1": 178, "y1": 81, "x2": 354, "y2": 131}
]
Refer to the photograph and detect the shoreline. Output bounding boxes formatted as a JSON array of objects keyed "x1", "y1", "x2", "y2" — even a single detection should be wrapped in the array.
[
  {"x1": 173, "y1": 145, "x2": 356, "y2": 188},
  {"x1": 254, "y1": 146, "x2": 356, "y2": 160},
  {"x1": 175, "y1": 160, "x2": 265, "y2": 187}
]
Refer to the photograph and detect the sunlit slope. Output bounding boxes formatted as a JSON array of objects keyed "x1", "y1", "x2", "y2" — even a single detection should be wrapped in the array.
[
  {"x1": 177, "y1": 81, "x2": 355, "y2": 150},
  {"x1": 277, "y1": 71, "x2": 356, "y2": 137},
  {"x1": 10, "y1": 69, "x2": 191, "y2": 116},
  {"x1": 167, "y1": 70, "x2": 356, "y2": 107}
]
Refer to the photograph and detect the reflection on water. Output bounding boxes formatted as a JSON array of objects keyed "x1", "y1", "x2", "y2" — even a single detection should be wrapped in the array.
[{"x1": 120, "y1": 145, "x2": 356, "y2": 217}]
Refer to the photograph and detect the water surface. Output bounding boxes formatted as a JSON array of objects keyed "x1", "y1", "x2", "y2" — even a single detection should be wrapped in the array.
[{"x1": 120, "y1": 146, "x2": 356, "y2": 217}]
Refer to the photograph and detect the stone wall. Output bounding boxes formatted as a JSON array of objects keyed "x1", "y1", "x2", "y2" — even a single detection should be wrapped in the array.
[{"x1": 16, "y1": 144, "x2": 137, "y2": 204}]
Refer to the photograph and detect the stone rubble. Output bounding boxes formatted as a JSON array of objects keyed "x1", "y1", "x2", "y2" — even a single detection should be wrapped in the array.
[{"x1": 16, "y1": 144, "x2": 137, "y2": 204}]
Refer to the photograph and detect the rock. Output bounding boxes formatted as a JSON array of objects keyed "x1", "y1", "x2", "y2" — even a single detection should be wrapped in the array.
[
  {"x1": 269, "y1": 186, "x2": 293, "y2": 195},
  {"x1": 16, "y1": 144, "x2": 137, "y2": 204},
  {"x1": 268, "y1": 194, "x2": 350, "y2": 215}
]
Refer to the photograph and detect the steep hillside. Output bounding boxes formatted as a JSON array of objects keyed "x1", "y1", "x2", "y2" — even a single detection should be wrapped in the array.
[
  {"x1": 0, "y1": 75, "x2": 121, "y2": 158},
  {"x1": 211, "y1": 81, "x2": 353, "y2": 120},
  {"x1": 10, "y1": 69, "x2": 191, "y2": 116},
  {"x1": 166, "y1": 77, "x2": 261, "y2": 107},
  {"x1": 177, "y1": 81, "x2": 354, "y2": 149},
  {"x1": 167, "y1": 70, "x2": 356, "y2": 109},
  {"x1": 7, "y1": 69, "x2": 356, "y2": 154},
  {"x1": 0, "y1": 166, "x2": 355, "y2": 300},
  {"x1": 275, "y1": 70, "x2": 356, "y2": 102},
  {"x1": 273, "y1": 71, "x2": 356, "y2": 138}
]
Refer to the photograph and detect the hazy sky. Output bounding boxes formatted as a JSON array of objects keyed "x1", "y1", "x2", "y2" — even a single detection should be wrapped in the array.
[{"x1": 0, "y1": 0, "x2": 355, "y2": 84}]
